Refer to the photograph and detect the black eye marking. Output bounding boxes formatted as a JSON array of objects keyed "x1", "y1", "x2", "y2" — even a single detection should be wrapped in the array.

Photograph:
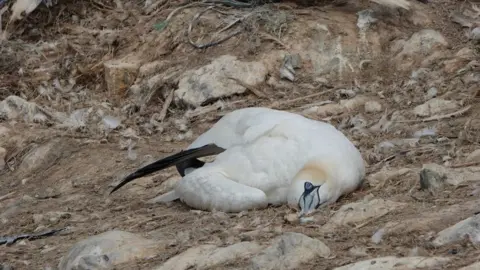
[
  {"x1": 298, "y1": 183, "x2": 322, "y2": 210},
  {"x1": 304, "y1": 181, "x2": 314, "y2": 191}
]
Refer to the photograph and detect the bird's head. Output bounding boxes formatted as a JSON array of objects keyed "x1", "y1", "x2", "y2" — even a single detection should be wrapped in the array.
[{"x1": 287, "y1": 161, "x2": 334, "y2": 218}]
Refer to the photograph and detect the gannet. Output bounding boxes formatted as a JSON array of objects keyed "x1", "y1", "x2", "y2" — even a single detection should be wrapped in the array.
[{"x1": 109, "y1": 107, "x2": 365, "y2": 217}]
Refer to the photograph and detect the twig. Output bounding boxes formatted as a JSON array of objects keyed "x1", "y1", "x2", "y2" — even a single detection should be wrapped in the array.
[
  {"x1": 188, "y1": 6, "x2": 245, "y2": 49},
  {"x1": 159, "y1": 90, "x2": 174, "y2": 122},
  {"x1": 0, "y1": 192, "x2": 15, "y2": 202},
  {"x1": 395, "y1": 106, "x2": 472, "y2": 123},
  {"x1": 269, "y1": 87, "x2": 336, "y2": 109},
  {"x1": 226, "y1": 76, "x2": 269, "y2": 100},
  {"x1": 449, "y1": 161, "x2": 480, "y2": 168},
  {"x1": 259, "y1": 31, "x2": 288, "y2": 49}
]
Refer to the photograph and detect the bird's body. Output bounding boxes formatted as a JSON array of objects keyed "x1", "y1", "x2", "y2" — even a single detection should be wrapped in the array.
[{"x1": 110, "y1": 107, "x2": 365, "y2": 215}]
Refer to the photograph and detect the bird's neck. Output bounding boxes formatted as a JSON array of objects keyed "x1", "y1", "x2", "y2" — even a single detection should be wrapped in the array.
[
  {"x1": 293, "y1": 161, "x2": 330, "y2": 185},
  {"x1": 287, "y1": 161, "x2": 334, "y2": 207}
]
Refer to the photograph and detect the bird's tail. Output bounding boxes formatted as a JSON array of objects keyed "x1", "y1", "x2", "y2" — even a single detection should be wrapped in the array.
[
  {"x1": 370, "y1": 0, "x2": 411, "y2": 10},
  {"x1": 109, "y1": 143, "x2": 225, "y2": 194}
]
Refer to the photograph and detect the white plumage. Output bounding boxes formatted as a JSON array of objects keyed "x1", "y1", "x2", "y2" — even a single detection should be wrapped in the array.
[{"x1": 110, "y1": 107, "x2": 366, "y2": 215}]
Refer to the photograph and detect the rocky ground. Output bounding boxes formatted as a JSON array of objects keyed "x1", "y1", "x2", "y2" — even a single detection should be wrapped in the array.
[{"x1": 1, "y1": 0, "x2": 480, "y2": 269}]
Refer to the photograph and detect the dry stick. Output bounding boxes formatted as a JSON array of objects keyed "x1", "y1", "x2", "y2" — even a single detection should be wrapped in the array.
[
  {"x1": 259, "y1": 31, "x2": 288, "y2": 49},
  {"x1": 395, "y1": 106, "x2": 472, "y2": 123},
  {"x1": 449, "y1": 161, "x2": 480, "y2": 168},
  {"x1": 188, "y1": 6, "x2": 245, "y2": 49},
  {"x1": 268, "y1": 88, "x2": 337, "y2": 110},
  {"x1": 0, "y1": 192, "x2": 15, "y2": 203},
  {"x1": 158, "y1": 90, "x2": 174, "y2": 122},
  {"x1": 225, "y1": 76, "x2": 269, "y2": 100}
]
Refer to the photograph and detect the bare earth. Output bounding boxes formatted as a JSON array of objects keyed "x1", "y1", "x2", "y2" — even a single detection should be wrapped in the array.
[{"x1": 1, "y1": 0, "x2": 480, "y2": 269}]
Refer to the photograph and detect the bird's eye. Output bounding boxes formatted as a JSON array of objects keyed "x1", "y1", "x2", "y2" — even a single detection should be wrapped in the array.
[{"x1": 304, "y1": 181, "x2": 314, "y2": 191}]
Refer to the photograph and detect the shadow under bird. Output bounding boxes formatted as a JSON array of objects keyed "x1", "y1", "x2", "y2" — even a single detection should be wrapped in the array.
[{"x1": 109, "y1": 107, "x2": 366, "y2": 217}]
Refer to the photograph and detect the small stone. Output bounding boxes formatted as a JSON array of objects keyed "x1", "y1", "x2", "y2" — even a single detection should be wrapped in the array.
[
  {"x1": 419, "y1": 167, "x2": 446, "y2": 193},
  {"x1": 470, "y1": 27, "x2": 480, "y2": 41},
  {"x1": 426, "y1": 87, "x2": 438, "y2": 99},
  {"x1": 414, "y1": 128, "x2": 436, "y2": 138},
  {"x1": 104, "y1": 56, "x2": 141, "y2": 101},
  {"x1": 348, "y1": 246, "x2": 369, "y2": 257},
  {"x1": 371, "y1": 228, "x2": 385, "y2": 244},
  {"x1": 364, "y1": 101, "x2": 382, "y2": 113},
  {"x1": 284, "y1": 213, "x2": 299, "y2": 224}
]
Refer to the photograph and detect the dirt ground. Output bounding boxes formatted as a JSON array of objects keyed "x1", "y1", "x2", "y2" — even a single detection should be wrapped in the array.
[{"x1": 1, "y1": 0, "x2": 480, "y2": 269}]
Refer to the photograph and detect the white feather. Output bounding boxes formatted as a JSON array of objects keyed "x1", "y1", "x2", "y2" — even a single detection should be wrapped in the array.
[{"x1": 172, "y1": 107, "x2": 366, "y2": 213}]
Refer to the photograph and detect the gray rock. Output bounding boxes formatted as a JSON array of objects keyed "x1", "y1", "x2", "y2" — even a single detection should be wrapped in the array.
[
  {"x1": 154, "y1": 242, "x2": 262, "y2": 270},
  {"x1": 321, "y1": 197, "x2": 406, "y2": 232},
  {"x1": 470, "y1": 27, "x2": 480, "y2": 42},
  {"x1": 426, "y1": 87, "x2": 438, "y2": 99},
  {"x1": 250, "y1": 232, "x2": 330, "y2": 270},
  {"x1": 333, "y1": 256, "x2": 450, "y2": 270},
  {"x1": 432, "y1": 214, "x2": 480, "y2": 247},
  {"x1": 58, "y1": 230, "x2": 161, "y2": 270},
  {"x1": 419, "y1": 167, "x2": 446, "y2": 193},
  {"x1": 421, "y1": 163, "x2": 480, "y2": 186},
  {"x1": 175, "y1": 55, "x2": 267, "y2": 107}
]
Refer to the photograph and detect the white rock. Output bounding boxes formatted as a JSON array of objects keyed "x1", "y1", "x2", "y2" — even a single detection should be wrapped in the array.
[
  {"x1": 364, "y1": 101, "x2": 382, "y2": 113},
  {"x1": 426, "y1": 87, "x2": 438, "y2": 99},
  {"x1": 413, "y1": 127, "x2": 436, "y2": 138},
  {"x1": 397, "y1": 29, "x2": 448, "y2": 57},
  {"x1": 175, "y1": 55, "x2": 267, "y2": 107},
  {"x1": 250, "y1": 232, "x2": 330, "y2": 270},
  {"x1": 154, "y1": 242, "x2": 262, "y2": 270},
  {"x1": 58, "y1": 230, "x2": 160, "y2": 270},
  {"x1": 413, "y1": 98, "x2": 459, "y2": 117},
  {"x1": 432, "y1": 214, "x2": 480, "y2": 247},
  {"x1": 333, "y1": 256, "x2": 450, "y2": 270},
  {"x1": 104, "y1": 56, "x2": 141, "y2": 97}
]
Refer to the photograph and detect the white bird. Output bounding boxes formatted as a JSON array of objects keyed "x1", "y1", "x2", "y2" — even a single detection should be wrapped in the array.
[{"x1": 110, "y1": 107, "x2": 366, "y2": 217}]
